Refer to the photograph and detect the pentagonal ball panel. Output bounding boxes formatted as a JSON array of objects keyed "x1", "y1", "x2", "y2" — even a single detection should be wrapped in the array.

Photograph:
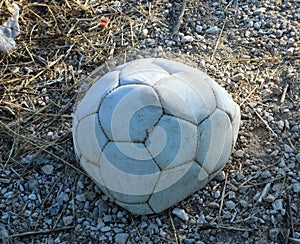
[{"x1": 99, "y1": 85, "x2": 163, "y2": 142}]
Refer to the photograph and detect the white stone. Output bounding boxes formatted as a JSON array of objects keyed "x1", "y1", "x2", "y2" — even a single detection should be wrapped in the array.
[
  {"x1": 172, "y1": 208, "x2": 189, "y2": 221},
  {"x1": 181, "y1": 35, "x2": 194, "y2": 43},
  {"x1": 205, "y1": 26, "x2": 219, "y2": 34}
]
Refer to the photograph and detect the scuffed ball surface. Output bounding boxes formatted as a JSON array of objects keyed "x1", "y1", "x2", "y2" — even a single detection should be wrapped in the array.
[{"x1": 72, "y1": 58, "x2": 240, "y2": 215}]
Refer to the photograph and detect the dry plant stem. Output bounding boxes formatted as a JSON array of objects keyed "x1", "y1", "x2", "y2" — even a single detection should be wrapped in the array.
[
  {"x1": 240, "y1": 175, "x2": 285, "y2": 189},
  {"x1": 3, "y1": 142, "x2": 14, "y2": 170},
  {"x1": 223, "y1": 55, "x2": 299, "y2": 63},
  {"x1": 197, "y1": 223, "x2": 255, "y2": 232},
  {"x1": 280, "y1": 83, "x2": 289, "y2": 104},
  {"x1": 172, "y1": 0, "x2": 187, "y2": 36},
  {"x1": 287, "y1": 195, "x2": 295, "y2": 238},
  {"x1": 169, "y1": 210, "x2": 179, "y2": 244},
  {"x1": 34, "y1": 171, "x2": 64, "y2": 231},
  {"x1": 211, "y1": 17, "x2": 227, "y2": 61},
  {"x1": 239, "y1": 69, "x2": 260, "y2": 106},
  {"x1": 129, "y1": 214, "x2": 142, "y2": 238},
  {"x1": 218, "y1": 172, "x2": 228, "y2": 221},
  {"x1": 0, "y1": 120, "x2": 86, "y2": 175},
  {"x1": 247, "y1": 103, "x2": 278, "y2": 138},
  {"x1": 8, "y1": 226, "x2": 75, "y2": 238}
]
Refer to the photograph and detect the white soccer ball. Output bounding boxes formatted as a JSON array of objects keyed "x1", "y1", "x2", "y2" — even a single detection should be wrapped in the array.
[{"x1": 72, "y1": 58, "x2": 240, "y2": 215}]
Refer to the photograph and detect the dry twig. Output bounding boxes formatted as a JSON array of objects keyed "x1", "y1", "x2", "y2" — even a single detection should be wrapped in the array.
[
  {"x1": 169, "y1": 210, "x2": 179, "y2": 244},
  {"x1": 171, "y1": 0, "x2": 187, "y2": 36}
]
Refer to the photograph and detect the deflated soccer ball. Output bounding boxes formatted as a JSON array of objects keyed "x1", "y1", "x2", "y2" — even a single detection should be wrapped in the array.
[{"x1": 72, "y1": 58, "x2": 240, "y2": 215}]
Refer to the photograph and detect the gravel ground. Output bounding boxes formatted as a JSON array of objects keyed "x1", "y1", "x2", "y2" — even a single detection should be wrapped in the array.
[{"x1": 0, "y1": 0, "x2": 299, "y2": 243}]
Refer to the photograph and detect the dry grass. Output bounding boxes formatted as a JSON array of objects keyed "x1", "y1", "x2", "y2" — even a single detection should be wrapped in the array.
[{"x1": 0, "y1": 0, "x2": 153, "y2": 170}]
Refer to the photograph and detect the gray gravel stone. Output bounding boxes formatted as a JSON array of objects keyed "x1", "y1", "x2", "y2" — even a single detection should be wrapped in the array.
[
  {"x1": 293, "y1": 183, "x2": 300, "y2": 193},
  {"x1": 195, "y1": 25, "x2": 202, "y2": 33},
  {"x1": 101, "y1": 226, "x2": 111, "y2": 232},
  {"x1": 254, "y1": 22, "x2": 262, "y2": 29},
  {"x1": 240, "y1": 200, "x2": 248, "y2": 208},
  {"x1": 197, "y1": 214, "x2": 208, "y2": 225},
  {"x1": 115, "y1": 233, "x2": 129, "y2": 244},
  {"x1": 234, "y1": 149, "x2": 244, "y2": 158},
  {"x1": 41, "y1": 165, "x2": 54, "y2": 175},
  {"x1": 278, "y1": 120, "x2": 284, "y2": 130},
  {"x1": 225, "y1": 200, "x2": 235, "y2": 209},
  {"x1": 172, "y1": 208, "x2": 189, "y2": 221},
  {"x1": 231, "y1": 73, "x2": 244, "y2": 81},
  {"x1": 49, "y1": 203, "x2": 61, "y2": 216},
  {"x1": 27, "y1": 179, "x2": 38, "y2": 191},
  {"x1": 205, "y1": 26, "x2": 219, "y2": 34},
  {"x1": 269, "y1": 228, "x2": 280, "y2": 241},
  {"x1": 272, "y1": 199, "x2": 283, "y2": 211},
  {"x1": 76, "y1": 193, "x2": 86, "y2": 202},
  {"x1": 63, "y1": 216, "x2": 74, "y2": 225},
  {"x1": 103, "y1": 215, "x2": 112, "y2": 222},
  {"x1": 214, "y1": 190, "x2": 221, "y2": 199},
  {"x1": 284, "y1": 144, "x2": 294, "y2": 153},
  {"x1": 181, "y1": 36, "x2": 194, "y2": 43},
  {"x1": 296, "y1": 154, "x2": 300, "y2": 163},
  {"x1": 254, "y1": 7, "x2": 266, "y2": 15},
  {"x1": 28, "y1": 193, "x2": 37, "y2": 200},
  {"x1": 261, "y1": 171, "x2": 272, "y2": 179},
  {"x1": 214, "y1": 171, "x2": 226, "y2": 182},
  {"x1": 3, "y1": 191, "x2": 14, "y2": 199}
]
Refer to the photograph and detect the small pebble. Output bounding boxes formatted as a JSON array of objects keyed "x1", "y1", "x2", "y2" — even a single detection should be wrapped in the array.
[
  {"x1": 277, "y1": 120, "x2": 284, "y2": 130},
  {"x1": 63, "y1": 216, "x2": 74, "y2": 225},
  {"x1": 41, "y1": 165, "x2": 54, "y2": 175},
  {"x1": 261, "y1": 171, "x2": 272, "y2": 179},
  {"x1": 265, "y1": 194, "x2": 276, "y2": 203},
  {"x1": 284, "y1": 144, "x2": 294, "y2": 153},
  {"x1": 205, "y1": 26, "x2": 219, "y2": 34},
  {"x1": 225, "y1": 200, "x2": 235, "y2": 209},
  {"x1": 240, "y1": 200, "x2": 248, "y2": 208},
  {"x1": 172, "y1": 208, "x2": 189, "y2": 221},
  {"x1": 214, "y1": 190, "x2": 221, "y2": 199},
  {"x1": 234, "y1": 149, "x2": 244, "y2": 158},
  {"x1": 231, "y1": 73, "x2": 244, "y2": 81},
  {"x1": 76, "y1": 193, "x2": 86, "y2": 202},
  {"x1": 101, "y1": 226, "x2": 112, "y2": 232},
  {"x1": 254, "y1": 22, "x2": 262, "y2": 29},
  {"x1": 103, "y1": 215, "x2": 112, "y2": 222},
  {"x1": 272, "y1": 199, "x2": 283, "y2": 211},
  {"x1": 254, "y1": 7, "x2": 266, "y2": 15},
  {"x1": 214, "y1": 171, "x2": 226, "y2": 182},
  {"x1": 197, "y1": 214, "x2": 208, "y2": 225},
  {"x1": 293, "y1": 183, "x2": 300, "y2": 193},
  {"x1": 24, "y1": 210, "x2": 31, "y2": 217},
  {"x1": 207, "y1": 202, "x2": 220, "y2": 209},
  {"x1": 28, "y1": 193, "x2": 37, "y2": 200},
  {"x1": 181, "y1": 36, "x2": 194, "y2": 43},
  {"x1": 269, "y1": 228, "x2": 280, "y2": 241},
  {"x1": 195, "y1": 25, "x2": 202, "y2": 33}
]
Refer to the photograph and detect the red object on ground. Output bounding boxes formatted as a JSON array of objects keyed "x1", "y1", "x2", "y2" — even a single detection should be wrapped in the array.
[{"x1": 100, "y1": 17, "x2": 109, "y2": 27}]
